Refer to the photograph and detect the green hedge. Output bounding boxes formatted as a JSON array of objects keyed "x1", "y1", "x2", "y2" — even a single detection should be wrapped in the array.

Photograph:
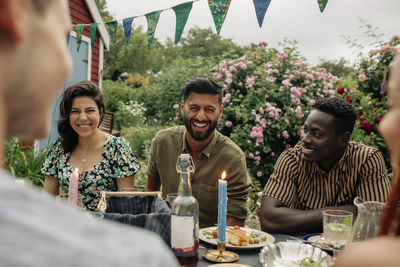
[{"x1": 121, "y1": 125, "x2": 164, "y2": 160}]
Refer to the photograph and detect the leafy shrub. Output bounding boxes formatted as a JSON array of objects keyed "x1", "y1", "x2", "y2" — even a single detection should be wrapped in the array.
[
  {"x1": 121, "y1": 125, "x2": 164, "y2": 160},
  {"x1": 245, "y1": 176, "x2": 262, "y2": 229},
  {"x1": 154, "y1": 57, "x2": 219, "y2": 125},
  {"x1": 336, "y1": 35, "x2": 400, "y2": 170},
  {"x1": 4, "y1": 139, "x2": 46, "y2": 187},
  {"x1": 126, "y1": 82, "x2": 161, "y2": 125},
  {"x1": 102, "y1": 79, "x2": 161, "y2": 128},
  {"x1": 102, "y1": 79, "x2": 135, "y2": 113},
  {"x1": 134, "y1": 160, "x2": 147, "y2": 192},
  {"x1": 212, "y1": 42, "x2": 341, "y2": 186},
  {"x1": 125, "y1": 73, "x2": 150, "y2": 88},
  {"x1": 114, "y1": 100, "x2": 147, "y2": 129},
  {"x1": 356, "y1": 35, "x2": 400, "y2": 99}
]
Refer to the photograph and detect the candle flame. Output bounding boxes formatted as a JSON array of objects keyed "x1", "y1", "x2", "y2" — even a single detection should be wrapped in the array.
[{"x1": 221, "y1": 171, "x2": 227, "y2": 180}]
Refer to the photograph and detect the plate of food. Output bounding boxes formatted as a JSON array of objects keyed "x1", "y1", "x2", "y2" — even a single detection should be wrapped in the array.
[
  {"x1": 302, "y1": 233, "x2": 334, "y2": 253},
  {"x1": 200, "y1": 226, "x2": 275, "y2": 250}
]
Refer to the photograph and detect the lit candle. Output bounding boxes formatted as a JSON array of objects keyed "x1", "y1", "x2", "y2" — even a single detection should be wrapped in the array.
[
  {"x1": 218, "y1": 171, "x2": 227, "y2": 242},
  {"x1": 68, "y1": 168, "x2": 79, "y2": 207}
]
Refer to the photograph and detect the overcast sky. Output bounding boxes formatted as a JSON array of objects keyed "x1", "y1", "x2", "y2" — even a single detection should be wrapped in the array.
[{"x1": 105, "y1": 0, "x2": 400, "y2": 66}]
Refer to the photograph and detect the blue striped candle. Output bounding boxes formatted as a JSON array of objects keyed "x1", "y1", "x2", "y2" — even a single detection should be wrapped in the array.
[{"x1": 217, "y1": 171, "x2": 227, "y2": 242}]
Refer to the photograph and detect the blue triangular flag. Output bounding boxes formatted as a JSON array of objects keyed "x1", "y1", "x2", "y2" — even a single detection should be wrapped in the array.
[
  {"x1": 123, "y1": 16, "x2": 135, "y2": 47},
  {"x1": 253, "y1": 0, "x2": 271, "y2": 28}
]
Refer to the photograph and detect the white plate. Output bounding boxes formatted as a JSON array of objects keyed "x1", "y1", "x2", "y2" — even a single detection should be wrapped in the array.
[
  {"x1": 200, "y1": 226, "x2": 275, "y2": 250},
  {"x1": 303, "y1": 233, "x2": 334, "y2": 252}
]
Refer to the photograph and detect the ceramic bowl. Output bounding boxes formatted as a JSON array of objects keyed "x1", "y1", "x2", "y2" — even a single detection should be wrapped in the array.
[{"x1": 259, "y1": 241, "x2": 332, "y2": 267}]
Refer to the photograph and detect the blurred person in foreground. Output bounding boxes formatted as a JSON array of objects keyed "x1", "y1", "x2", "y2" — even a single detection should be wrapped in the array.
[
  {"x1": 259, "y1": 97, "x2": 391, "y2": 234},
  {"x1": 146, "y1": 75, "x2": 252, "y2": 228},
  {"x1": 333, "y1": 55, "x2": 400, "y2": 267},
  {"x1": 0, "y1": 0, "x2": 178, "y2": 266},
  {"x1": 42, "y1": 81, "x2": 140, "y2": 211}
]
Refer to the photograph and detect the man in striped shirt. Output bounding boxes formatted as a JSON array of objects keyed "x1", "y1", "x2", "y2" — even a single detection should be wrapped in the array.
[{"x1": 260, "y1": 97, "x2": 391, "y2": 234}]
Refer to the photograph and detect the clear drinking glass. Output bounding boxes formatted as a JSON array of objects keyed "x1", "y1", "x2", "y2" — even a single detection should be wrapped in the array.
[{"x1": 323, "y1": 210, "x2": 353, "y2": 255}]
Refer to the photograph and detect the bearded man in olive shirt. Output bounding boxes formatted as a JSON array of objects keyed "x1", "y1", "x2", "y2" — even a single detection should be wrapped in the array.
[{"x1": 146, "y1": 75, "x2": 252, "y2": 228}]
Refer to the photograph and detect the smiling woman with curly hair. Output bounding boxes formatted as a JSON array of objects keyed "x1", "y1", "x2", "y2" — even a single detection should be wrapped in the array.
[{"x1": 42, "y1": 81, "x2": 141, "y2": 211}]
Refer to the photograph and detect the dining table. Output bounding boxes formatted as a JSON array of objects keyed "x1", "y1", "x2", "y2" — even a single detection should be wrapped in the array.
[{"x1": 197, "y1": 233, "x2": 300, "y2": 267}]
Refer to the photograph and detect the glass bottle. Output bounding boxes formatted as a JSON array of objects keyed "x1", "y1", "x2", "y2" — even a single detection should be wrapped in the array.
[{"x1": 171, "y1": 153, "x2": 199, "y2": 267}]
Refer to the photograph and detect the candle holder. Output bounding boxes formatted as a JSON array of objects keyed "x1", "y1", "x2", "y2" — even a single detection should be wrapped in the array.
[{"x1": 202, "y1": 241, "x2": 239, "y2": 263}]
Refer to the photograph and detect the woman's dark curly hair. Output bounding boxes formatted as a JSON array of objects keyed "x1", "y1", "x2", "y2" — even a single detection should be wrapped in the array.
[{"x1": 57, "y1": 81, "x2": 104, "y2": 153}]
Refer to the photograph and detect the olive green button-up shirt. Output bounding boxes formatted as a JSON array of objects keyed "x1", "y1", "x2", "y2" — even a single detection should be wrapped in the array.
[{"x1": 147, "y1": 126, "x2": 252, "y2": 227}]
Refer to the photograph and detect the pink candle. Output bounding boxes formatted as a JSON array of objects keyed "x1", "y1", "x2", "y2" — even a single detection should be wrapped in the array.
[{"x1": 68, "y1": 168, "x2": 79, "y2": 207}]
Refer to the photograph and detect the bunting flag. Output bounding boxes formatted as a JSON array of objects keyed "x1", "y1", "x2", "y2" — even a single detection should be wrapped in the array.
[
  {"x1": 252, "y1": 0, "x2": 271, "y2": 28},
  {"x1": 72, "y1": 0, "x2": 331, "y2": 52},
  {"x1": 123, "y1": 17, "x2": 135, "y2": 47},
  {"x1": 105, "y1": 20, "x2": 117, "y2": 47},
  {"x1": 208, "y1": 0, "x2": 231, "y2": 35},
  {"x1": 172, "y1": 2, "x2": 193, "y2": 44},
  {"x1": 75, "y1": 24, "x2": 85, "y2": 52},
  {"x1": 90, "y1": 22, "x2": 99, "y2": 50},
  {"x1": 317, "y1": 0, "x2": 328, "y2": 13},
  {"x1": 145, "y1": 10, "x2": 161, "y2": 49}
]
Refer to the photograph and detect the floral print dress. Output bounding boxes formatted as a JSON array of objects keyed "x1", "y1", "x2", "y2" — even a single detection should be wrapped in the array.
[{"x1": 42, "y1": 135, "x2": 141, "y2": 211}]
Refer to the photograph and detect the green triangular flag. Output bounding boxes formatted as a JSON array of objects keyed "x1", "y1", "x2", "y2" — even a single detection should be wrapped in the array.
[
  {"x1": 75, "y1": 24, "x2": 85, "y2": 52},
  {"x1": 105, "y1": 20, "x2": 117, "y2": 47},
  {"x1": 172, "y1": 1, "x2": 193, "y2": 44},
  {"x1": 145, "y1": 10, "x2": 161, "y2": 49},
  {"x1": 89, "y1": 22, "x2": 99, "y2": 51},
  {"x1": 318, "y1": 0, "x2": 328, "y2": 12},
  {"x1": 208, "y1": 0, "x2": 231, "y2": 35}
]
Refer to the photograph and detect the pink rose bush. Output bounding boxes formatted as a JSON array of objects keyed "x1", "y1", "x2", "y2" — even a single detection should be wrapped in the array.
[
  {"x1": 213, "y1": 42, "x2": 341, "y2": 184},
  {"x1": 357, "y1": 35, "x2": 400, "y2": 99}
]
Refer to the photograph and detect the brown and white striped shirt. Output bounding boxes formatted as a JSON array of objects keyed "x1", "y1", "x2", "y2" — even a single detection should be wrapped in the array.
[{"x1": 262, "y1": 142, "x2": 391, "y2": 209}]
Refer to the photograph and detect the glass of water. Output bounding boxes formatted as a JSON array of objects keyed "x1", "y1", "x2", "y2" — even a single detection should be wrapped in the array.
[{"x1": 323, "y1": 210, "x2": 353, "y2": 256}]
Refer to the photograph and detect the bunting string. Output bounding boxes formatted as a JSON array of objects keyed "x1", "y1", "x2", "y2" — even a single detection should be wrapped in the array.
[{"x1": 71, "y1": 0, "x2": 329, "y2": 52}]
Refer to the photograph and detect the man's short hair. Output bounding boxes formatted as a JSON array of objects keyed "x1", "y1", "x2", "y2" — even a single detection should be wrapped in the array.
[
  {"x1": 181, "y1": 75, "x2": 223, "y2": 104},
  {"x1": 313, "y1": 97, "x2": 358, "y2": 134}
]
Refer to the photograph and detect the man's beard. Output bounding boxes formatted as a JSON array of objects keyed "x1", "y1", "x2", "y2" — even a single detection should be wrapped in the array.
[{"x1": 184, "y1": 115, "x2": 218, "y2": 141}]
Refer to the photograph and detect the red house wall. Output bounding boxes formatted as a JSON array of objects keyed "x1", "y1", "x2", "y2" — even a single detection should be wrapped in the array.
[{"x1": 69, "y1": 0, "x2": 100, "y2": 85}]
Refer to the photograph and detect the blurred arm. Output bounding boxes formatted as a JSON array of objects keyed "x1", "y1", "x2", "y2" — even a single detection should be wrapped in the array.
[
  {"x1": 380, "y1": 55, "x2": 400, "y2": 171},
  {"x1": 43, "y1": 176, "x2": 59, "y2": 195},
  {"x1": 334, "y1": 236, "x2": 400, "y2": 267}
]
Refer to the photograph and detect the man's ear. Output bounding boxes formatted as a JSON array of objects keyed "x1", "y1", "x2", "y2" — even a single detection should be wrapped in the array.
[
  {"x1": 0, "y1": 0, "x2": 27, "y2": 43},
  {"x1": 218, "y1": 104, "x2": 224, "y2": 120},
  {"x1": 339, "y1": 132, "x2": 351, "y2": 146},
  {"x1": 180, "y1": 101, "x2": 185, "y2": 116}
]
